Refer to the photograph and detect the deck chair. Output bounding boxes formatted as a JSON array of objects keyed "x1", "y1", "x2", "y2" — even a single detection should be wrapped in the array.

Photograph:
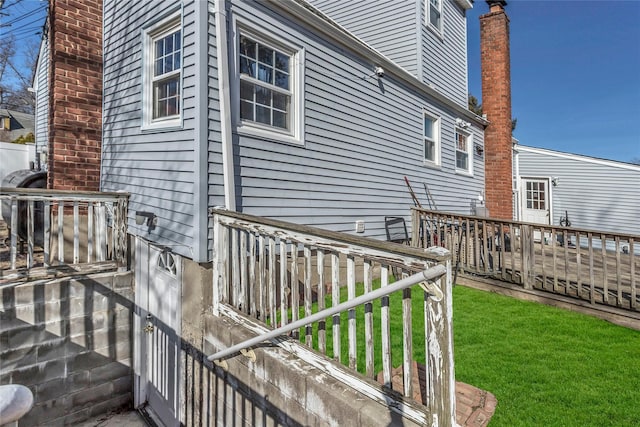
[
  {"x1": 384, "y1": 217, "x2": 409, "y2": 280},
  {"x1": 385, "y1": 216, "x2": 409, "y2": 244}
]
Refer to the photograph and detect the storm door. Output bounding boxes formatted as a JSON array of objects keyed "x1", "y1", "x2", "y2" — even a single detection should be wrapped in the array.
[{"x1": 134, "y1": 238, "x2": 181, "y2": 427}]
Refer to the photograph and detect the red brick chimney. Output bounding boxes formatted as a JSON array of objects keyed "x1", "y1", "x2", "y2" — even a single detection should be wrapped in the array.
[
  {"x1": 47, "y1": 0, "x2": 103, "y2": 191},
  {"x1": 480, "y1": 0, "x2": 513, "y2": 220}
]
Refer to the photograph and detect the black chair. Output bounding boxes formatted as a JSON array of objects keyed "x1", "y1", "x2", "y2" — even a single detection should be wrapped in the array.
[
  {"x1": 384, "y1": 216, "x2": 409, "y2": 245},
  {"x1": 384, "y1": 217, "x2": 409, "y2": 280}
]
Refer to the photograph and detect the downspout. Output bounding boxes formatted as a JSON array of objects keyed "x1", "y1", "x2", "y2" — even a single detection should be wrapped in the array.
[
  {"x1": 512, "y1": 138, "x2": 521, "y2": 221},
  {"x1": 215, "y1": 0, "x2": 236, "y2": 211},
  {"x1": 194, "y1": 0, "x2": 209, "y2": 262}
]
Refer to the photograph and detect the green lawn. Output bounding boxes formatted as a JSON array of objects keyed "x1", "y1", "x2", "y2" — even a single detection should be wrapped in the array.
[
  {"x1": 295, "y1": 282, "x2": 640, "y2": 426},
  {"x1": 453, "y1": 286, "x2": 640, "y2": 426}
]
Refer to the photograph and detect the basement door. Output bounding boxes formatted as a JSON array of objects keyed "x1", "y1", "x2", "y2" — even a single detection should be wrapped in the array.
[
  {"x1": 135, "y1": 238, "x2": 182, "y2": 427},
  {"x1": 521, "y1": 178, "x2": 550, "y2": 225}
]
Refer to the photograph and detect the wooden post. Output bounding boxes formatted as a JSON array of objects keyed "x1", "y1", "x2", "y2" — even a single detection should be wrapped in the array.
[
  {"x1": 211, "y1": 214, "x2": 227, "y2": 316},
  {"x1": 630, "y1": 238, "x2": 636, "y2": 310},
  {"x1": 425, "y1": 254, "x2": 456, "y2": 427},
  {"x1": 364, "y1": 258, "x2": 374, "y2": 378},
  {"x1": 73, "y1": 201, "x2": 79, "y2": 264},
  {"x1": 332, "y1": 251, "x2": 341, "y2": 362},
  {"x1": 317, "y1": 249, "x2": 326, "y2": 354},
  {"x1": 44, "y1": 201, "x2": 51, "y2": 267},
  {"x1": 380, "y1": 264, "x2": 391, "y2": 386},
  {"x1": 521, "y1": 225, "x2": 533, "y2": 290},
  {"x1": 347, "y1": 254, "x2": 357, "y2": 370}
]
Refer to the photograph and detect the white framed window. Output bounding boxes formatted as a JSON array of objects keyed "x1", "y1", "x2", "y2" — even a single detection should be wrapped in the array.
[
  {"x1": 455, "y1": 128, "x2": 473, "y2": 174},
  {"x1": 427, "y1": 0, "x2": 443, "y2": 33},
  {"x1": 423, "y1": 111, "x2": 440, "y2": 165},
  {"x1": 142, "y1": 14, "x2": 182, "y2": 130},
  {"x1": 234, "y1": 25, "x2": 304, "y2": 144}
]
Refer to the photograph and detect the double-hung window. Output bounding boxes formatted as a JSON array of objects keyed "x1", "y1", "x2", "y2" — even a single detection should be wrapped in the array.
[
  {"x1": 427, "y1": 0, "x2": 443, "y2": 33},
  {"x1": 143, "y1": 15, "x2": 181, "y2": 129},
  {"x1": 423, "y1": 112, "x2": 440, "y2": 165},
  {"x1": 237, "y1": 28, "x2": 304, "y2": 143},
  {"x1": 455, "y1": 128, "x2": 473, "y2": 174}
]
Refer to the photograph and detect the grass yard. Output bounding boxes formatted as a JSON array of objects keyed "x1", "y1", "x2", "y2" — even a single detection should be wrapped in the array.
[
  {"x1": 453, "y1": 286, "x2": 640, "y2": 426},
  {"x1": 295, "y1": 281, "x2": 640, "y2": 426}
]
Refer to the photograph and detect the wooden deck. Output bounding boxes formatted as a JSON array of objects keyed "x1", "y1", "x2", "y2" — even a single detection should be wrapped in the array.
[{"x1": 413, "y1": 207, "x2": 639, "y2": 314}]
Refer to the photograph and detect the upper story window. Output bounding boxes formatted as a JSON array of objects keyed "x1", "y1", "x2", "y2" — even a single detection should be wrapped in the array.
[
  {"x1": 427, "y1": 0, "x2": 443, "y2": 33},
  {"x1": 235, "y1": 26, "x2": 304, "y2": 144},
  {"x1": 142, "y1": 14, "x2": 182, "y2": 129},
  {"x1": 423, "y1": 112, "x2": 440, "y2": 166},
  {"x1": 455, "y1": 128, "x2": 473, "y2": 174}
]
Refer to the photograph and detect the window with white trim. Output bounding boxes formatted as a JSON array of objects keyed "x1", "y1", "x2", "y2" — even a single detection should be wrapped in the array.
[
  {"x1": 236, "y1": 28, "x2": 304, "y2": 143},
  {"x1": 143, "y1": 15, "x2": 181, "y2": 129},
  {"x1": 455, "y1": 128, "x2": 472, "y2": 173},
  {"x1": 427, "y1": 0, "x2": 443, "y2": 33},
  {"x1": 423, "y1": 112, "x2": 440, "y2": 165}
]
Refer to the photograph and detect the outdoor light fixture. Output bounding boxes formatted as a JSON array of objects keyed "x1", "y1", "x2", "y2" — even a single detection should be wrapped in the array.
[
  {"x1": 456, "y1": 118, "x2": 471, "y2": 129},
  {"x1": 475, "y1": 144, "x2": 484, "y2": 155},
  {"x1": 135, "y1": 211, "x2": 158, "y2": 232},
  {"x1": 364, "y1": 66, "x2": 385, "y2": 80},
  {"x1": 551, "y1": 177, "x2": 559, "y2": 187}
]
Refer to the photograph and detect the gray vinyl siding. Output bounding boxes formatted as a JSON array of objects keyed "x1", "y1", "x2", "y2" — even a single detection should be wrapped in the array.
[
  {"x1": 34, "y1": 35, "x2": 49, "y2": 156},
  {"x1": 228, "y1": 1, "x2": 484, "y2": 241},
  {"x1": 308, "y1": 0, "x2": 419, "y2": 75},
  {"x1": 101, "y1": 0, "x2": 198, "y2": 257},
  {"x1": 516, "y1": 147, "x2": 640, "y2": 236},
  {"x1": 311, "y1": 0, "x2": 469, "y2": 107},
  {"x1": 420, "y1": 0, "x2": 468, "y2": 106}
]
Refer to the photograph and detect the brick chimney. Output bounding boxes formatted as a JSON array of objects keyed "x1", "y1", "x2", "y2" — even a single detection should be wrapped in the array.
[
  {"x1": 47, "y1": 0, "x2": 103, "y2": 191},
  {"x1": 480, "y1": 0, "x2": 513, "y2": 220}
]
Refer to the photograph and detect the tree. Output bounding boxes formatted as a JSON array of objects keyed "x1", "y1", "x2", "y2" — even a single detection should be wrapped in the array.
[
  {"x1": 468, "y1": 94, "x2": 483, "y2": 116},
  {"x1": 468, "y1": 93, "x2": 518, "y2": 132},
  {"x1": 0, "y1": 35, "x2": 37, "y2": 114}
]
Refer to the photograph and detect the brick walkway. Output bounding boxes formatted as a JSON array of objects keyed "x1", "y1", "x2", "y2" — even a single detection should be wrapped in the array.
[{"x1": 379, "y1": 361, "x2": 497, "y2": 426}]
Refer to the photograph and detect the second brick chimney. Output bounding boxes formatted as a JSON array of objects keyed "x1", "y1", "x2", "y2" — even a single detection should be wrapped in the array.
[
  {"x1": 480, "y1": 0, "x2": 513, "y2": 220},
  {"x1": 47, "y1": 0, "x2": 103, "y2": 191}
]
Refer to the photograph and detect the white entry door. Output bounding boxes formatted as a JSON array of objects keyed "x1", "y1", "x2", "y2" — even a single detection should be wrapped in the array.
[
  {"x1": 521, "y1": 178, "x2": 550, "y2": 225},
  {"x1": 134, "y1": 238, "x2": 181, "y2": 427}
]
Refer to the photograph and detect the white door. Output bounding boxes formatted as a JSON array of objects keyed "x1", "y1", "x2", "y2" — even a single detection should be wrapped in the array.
[
  {"x1": 521, "y1": 178, "x2": 550, "y2": 225},
  {"x1": 134, "y1": 238, "x2": 181, "y2": 427}
]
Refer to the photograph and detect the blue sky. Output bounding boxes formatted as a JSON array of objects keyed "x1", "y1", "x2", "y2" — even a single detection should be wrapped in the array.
[
  {"x1": 0, "y1": 0, "x2": 47, "y2": 88},
  {"x1": 467, "y1": 0, "x2": 640, "y2": 163}
]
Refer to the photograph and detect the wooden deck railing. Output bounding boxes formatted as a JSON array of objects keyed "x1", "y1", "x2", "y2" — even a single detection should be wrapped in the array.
[
  {"x1": 210, "y1": 208, "x2": 455, "y2": 426},
  {"x1": 411, "y1": 207, "x2": 638, "y2": 312},
  {"x1": 0, "y1": 188, "x2": 129, "y2": 273}
]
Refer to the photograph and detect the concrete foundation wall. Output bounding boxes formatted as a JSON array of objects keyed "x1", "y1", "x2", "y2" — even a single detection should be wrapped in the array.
[
  {"x1": 179, "y1": 258, "x2": 425, "y2": 427},
  {"x1": 0, "y1": 271, "x2": 135, "y2": 426}
]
